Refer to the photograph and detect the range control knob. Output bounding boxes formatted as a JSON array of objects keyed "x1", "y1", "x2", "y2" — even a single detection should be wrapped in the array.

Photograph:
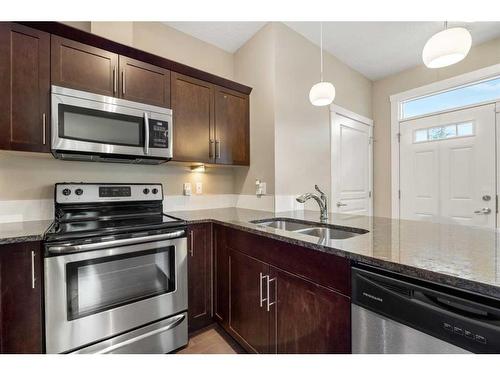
[
  {"x1": 143, "y1": 188, "x2": 150, "y2": 195},
  {"x1": 75, "y1": 188, "x2": 83, "y2": 196},
  {"x1": 62, "y1": 188, "x2": 71, "y2": 196},
  {"x1": 152, "y1": 188, "x2": 159, "y2": 194}
]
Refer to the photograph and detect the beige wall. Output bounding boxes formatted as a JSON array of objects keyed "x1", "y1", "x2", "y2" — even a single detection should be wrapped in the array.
[
  {"x1": 233, "y1": 23, "x2": 276, "y2": 195},
  {"x1": 372, "y1": 36, "x2": 500, "y2": 217},
  {"x1": 273, "y1": 23, "x2": 372, "y2": 209}
]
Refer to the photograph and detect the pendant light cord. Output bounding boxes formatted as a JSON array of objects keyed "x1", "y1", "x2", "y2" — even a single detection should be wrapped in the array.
[{"x1": 320, "y1": 22, "x2": 324, "y2": 82}]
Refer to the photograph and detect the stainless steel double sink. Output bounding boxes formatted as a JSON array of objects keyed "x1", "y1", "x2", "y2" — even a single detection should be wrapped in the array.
[{"x1": 250, "y1": 218, "x2": 368, "y2": 241}]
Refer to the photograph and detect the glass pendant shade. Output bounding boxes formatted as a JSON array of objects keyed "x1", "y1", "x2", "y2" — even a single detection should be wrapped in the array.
[
  {"x1": 309, "y1": 81, "x2": 336, "y2": 106},
  {"x1": 422, "y1": 27, "x2": 472, "y2": 68}
]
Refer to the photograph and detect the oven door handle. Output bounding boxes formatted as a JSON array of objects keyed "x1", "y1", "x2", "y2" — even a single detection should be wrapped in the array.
[
  {"x1": 95, "y1": 313, "x2": 185, "y2": 354},
  {"x1": 47, "y1": 230, "x2": 185, "y2": 254}
]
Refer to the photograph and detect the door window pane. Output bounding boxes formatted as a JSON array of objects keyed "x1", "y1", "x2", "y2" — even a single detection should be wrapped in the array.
[
  {"x1": 66, "y1": 247, "x2": 175, "y2": 320},
  {"x1": 402, "y1": 77, "x2": 500, "y2": 119},
  {"x1": 414, "y1": 122, "x2": 475, "y2": 143},
  {"x1": 59, "y1": 104, "x2": 144, "y2": 147},
  {"x1": 457, "y1": 122, "x2": 474, "y2": 136}
]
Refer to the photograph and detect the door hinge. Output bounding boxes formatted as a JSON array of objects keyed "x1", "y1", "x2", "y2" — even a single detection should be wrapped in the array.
[
  {"x1": 398, "y1": 190, "x2": 401, "y2": 199},
  {"x1": 496, "y1": 195, "x2": 498, "y2": 214},
  {"x1": 369, "y1": 191, "x2": 372, "y2": 198},
  {"x1": 397, "y1": 133, "x2": 401, "y2": 143}
]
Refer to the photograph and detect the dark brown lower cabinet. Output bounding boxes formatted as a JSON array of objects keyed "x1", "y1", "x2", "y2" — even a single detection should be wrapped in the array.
[
  {"x1": 0, "y1": 242, "x2": 43, "y2": 353},
  {"x1": 187, "y1": 223, "x2": 213, "y2": 332},
  {"x1": 228, "y1": 250, "x2": 270, "y2": 353},
  {"x1": 215, "y1": 225, "x2": 351, "y2": 354}
]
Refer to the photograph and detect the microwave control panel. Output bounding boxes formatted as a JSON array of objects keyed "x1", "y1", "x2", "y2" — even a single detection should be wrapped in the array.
[{"x1": 149, "y1": 120, "x2": 169, "y2": 148}]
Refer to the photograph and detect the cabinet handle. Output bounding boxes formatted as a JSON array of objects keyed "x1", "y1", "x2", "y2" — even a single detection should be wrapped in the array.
[
  {"x1": 31, "y1": 251, "x2": 36, "y2": 289},
  {"x1": 42, "y1": 113, "x2": 46, "y2": 145},
  {"x1": 113, "y1": 66, "x2": 117, "y2": 94},
  {"x1": 266, "y1": 276, "x2": 277, "y2": 312},
  {"x1": 209, "y1": 139, "x2": 215, "y2": 159},
  {"x1": 215, "y1": 140, "x2": 220, "y2": 159},
  {"x1": 259, "y1": 272, "x2": 267, "y2": 308},
  {"x1": 189, "y1": 230, "x2": 194, "y2": 257},
  {"x1": 122, "y1": 70, "x2": 126, "y2": 95}
]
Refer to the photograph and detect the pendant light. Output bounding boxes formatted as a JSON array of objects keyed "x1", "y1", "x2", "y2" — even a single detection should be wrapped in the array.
[
  {"x1": 422, "y1": 22, "x2": 472, "y2": 69},
  {"x1": 309, "y1": 22, "x2": 336, "y2": 106}
]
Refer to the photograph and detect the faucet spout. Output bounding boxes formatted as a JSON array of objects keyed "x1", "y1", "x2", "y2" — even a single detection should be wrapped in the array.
[{"x1": 295, "y1": 186, "x2": 329, "y2": 222}]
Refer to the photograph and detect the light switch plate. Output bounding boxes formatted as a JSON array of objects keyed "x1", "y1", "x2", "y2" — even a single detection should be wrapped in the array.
[
  {"x1": 183, "y1": 183, "x2": 192, "y2": 196},
  {"x1": 195, "y1": 182, "x2": 203, "y2": 194}
]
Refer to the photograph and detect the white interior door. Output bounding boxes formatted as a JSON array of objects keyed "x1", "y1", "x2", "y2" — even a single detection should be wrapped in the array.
[
  {"x1": 400, "y1": 104, "x2": 496, "y2": 228},
  {"x1": 331, "y1": 110, "x2": 373, "y2": 216}
]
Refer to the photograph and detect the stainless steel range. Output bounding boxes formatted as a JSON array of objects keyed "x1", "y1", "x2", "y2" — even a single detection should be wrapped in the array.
[{"x1": 43, "y1": 183, "x2": 188, "y2": 354}]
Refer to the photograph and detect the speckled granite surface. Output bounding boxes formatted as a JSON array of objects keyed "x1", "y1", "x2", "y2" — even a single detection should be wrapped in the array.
[
  {"x1": 168, "y1": 208, "x2": 500, "y2": 300},
  {"x1": 0, "y1": 220, "x2": 52, "y2": 245}
]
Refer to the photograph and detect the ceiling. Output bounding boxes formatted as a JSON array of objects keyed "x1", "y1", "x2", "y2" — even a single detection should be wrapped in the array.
[
  {"x1": 163, "y1": 22, "x2": 266, "y2": 53},
  {"x1": 164, "y1": 22, "x2": 500, "y2": 80}
]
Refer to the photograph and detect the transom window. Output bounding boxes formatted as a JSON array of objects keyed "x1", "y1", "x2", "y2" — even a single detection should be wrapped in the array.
[
  {"x1": 402, "y1": 76, "x2": 500, "y2": 119},
  {"x1": 414, "y1": 122, "x2": 474, "y2": 143}
]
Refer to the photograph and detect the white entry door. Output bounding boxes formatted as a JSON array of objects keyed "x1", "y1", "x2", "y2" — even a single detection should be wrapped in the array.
[
  {"x1": 331, "y1": 108, "x2": 373, "y2": 216},
  {"x1": 400, "y1": 104, "x2": 496, "y2": 228}
]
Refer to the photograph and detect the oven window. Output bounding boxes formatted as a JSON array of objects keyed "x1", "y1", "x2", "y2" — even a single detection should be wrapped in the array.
[
  {"x1": 66, "y1": 247, "x2": 175, "y2": 320},
  {"x1": 59, "y1": 104, "x2": 144, "y2": 147}
]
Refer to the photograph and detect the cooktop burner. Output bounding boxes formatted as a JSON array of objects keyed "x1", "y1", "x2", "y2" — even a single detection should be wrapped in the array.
[{"x1": 44, "y1": 183, "x2": 186, "y2": 242}]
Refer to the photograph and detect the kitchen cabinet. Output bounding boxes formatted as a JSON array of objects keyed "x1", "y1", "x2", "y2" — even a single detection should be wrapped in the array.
[
  {"x1": 119, "y1": 56, "x2": 171, "y2": 107},
  {"x1": 171, "y1": 73, "x2": 250, "y2": 165},
  {"x1": 215, "y1": 225, "x2": 351, "y2": 353},
  {"x1": 214, "y1": 86, "x2": 250, "y2": 165},
  {"x1": 0, "y1": 23, "x2": 50, "y2": 152},
  {"x1": 187, "y1": 223, "x2": 213, "y2": 332},
  {"x1": 171, "y1": 73, "x2": 214, "y2": 163},
  {"x1": 0, "y1": 242, "x2": 43, "y2": 353},
  {"x1": 51, "y1": 35, "x2": 118, "y2": 97},
  {"x1": 228, "y1": 250, "x2": 271, "y2": 353}
]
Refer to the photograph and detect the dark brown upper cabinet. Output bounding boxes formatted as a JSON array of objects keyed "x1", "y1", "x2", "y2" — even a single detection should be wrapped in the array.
[
  {"x1": 0, "y1": 23, "x2": 50, "y2": 152},
  {"x1": 171, "y1": 72, "x2": 215, "y2": 163},
  {"x1": 118, "y1": 56, "x2": 171, "y2": 107},
  {"x1": 187, "y1": 223, "x2": 213, "y2": 333},
  {"x1": 0, "y1": 242, "x2": 43, "y2": 353},
  {"x1": 214, "y1": 86, "x2": 250, "y2": 165},
  {"x1": 51, "y1": 35, "x2": 118, "y2": 97}
]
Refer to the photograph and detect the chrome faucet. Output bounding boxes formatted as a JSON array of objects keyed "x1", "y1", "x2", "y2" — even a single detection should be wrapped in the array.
[{"x1": 296, "y1": 185, "x2": 329, "y2": 222}]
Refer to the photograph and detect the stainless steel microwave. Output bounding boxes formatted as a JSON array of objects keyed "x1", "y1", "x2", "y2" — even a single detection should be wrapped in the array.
[{"x1": 51, "y1": 85, "x2": 173, "y2": 164}]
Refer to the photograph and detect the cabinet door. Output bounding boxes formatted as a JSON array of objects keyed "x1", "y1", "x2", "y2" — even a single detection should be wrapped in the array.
[
  {"x1": 0, "y1": 242, "x2": 43, "y2": 353},
  {"x1": 119, "y1": 56, "x2": 171, "y2": 107},
  {"x1": 228, "y1": 249, "x2": 270, "y2": 353},
  {"x1": 187, "y1": 223, "x2": 213, "y2": 332},
  {"x1": 269, "y1": 266, "x2": 351, "y2": 354},
  {"x1": 214, "y1": 86, "x2": 249, "y2": 165},
  {"x1": 0, "y1": 23, "x2": 50, "y2": 152},
  {"x1": 171, "y1": 73, "x2": 215, "y2": 163},
  {"x1": 51, "y1": 35, "x2": 118, "y2": 97}
]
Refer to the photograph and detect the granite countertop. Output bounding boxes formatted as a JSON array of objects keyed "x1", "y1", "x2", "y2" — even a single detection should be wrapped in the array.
[
  {"x1": 168, "y1": 208, "x2": 500, "y2": 300},
  {"x1": 0, "y1": 220, "x2": 53, "y2": 245}
]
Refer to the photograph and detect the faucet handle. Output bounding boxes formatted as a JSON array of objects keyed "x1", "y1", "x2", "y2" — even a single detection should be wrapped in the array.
[{"x1": 314, "y1": 185, "x2": 326, "y2": 196}]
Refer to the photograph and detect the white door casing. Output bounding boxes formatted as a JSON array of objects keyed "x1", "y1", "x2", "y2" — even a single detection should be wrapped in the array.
[
  {"x1": 400, "y1": 104, "x2": 496, "y2": 228},
  {"x1": 330, "y1": 105, "x2": 373, "y2": 216}
]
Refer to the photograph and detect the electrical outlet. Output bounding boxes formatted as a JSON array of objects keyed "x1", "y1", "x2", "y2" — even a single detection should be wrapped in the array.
[
  {"x1": 183, "y1": 183, "x2": 192, "y2": 196},
  {"x1": 195, "y1": 182, "x2": 203, "y2": 194}
]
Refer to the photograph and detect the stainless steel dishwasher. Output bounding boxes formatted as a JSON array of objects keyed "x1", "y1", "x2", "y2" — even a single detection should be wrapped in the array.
[{"x1": 351, "y1": 265, "x2": 500, "y2": 354}]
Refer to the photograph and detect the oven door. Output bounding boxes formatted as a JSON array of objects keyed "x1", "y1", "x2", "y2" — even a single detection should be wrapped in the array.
[
  {"x1": 51, "y1": 86, "x2": 172, "y2": 160},
  {"x1": 44, "y1": 234, "x2": 187, "y2": 353}
]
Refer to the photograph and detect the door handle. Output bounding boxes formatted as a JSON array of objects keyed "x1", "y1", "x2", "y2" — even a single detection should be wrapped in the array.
[
  {"x1": 189, "y1": 230, "x2": 194, "y2": 257},
  {"x1": 113, "y1": 66, "x2": 117, "y2": 95},
  {"x1": 266, "y1": 276, "x2": 277, "y2": 312},
  {"x1": 215, "y1": 140, "x2": 220, "y2": 159},
  {"x1": 42, "y1": 113, "x2": 46, "y2": 145},
  {"x1": 336, "y1": 202, "x2": 347, "y2": 207},
  {"x1": 144, "y1": 112, "x2": 150, "y2": 155},
  {"x1": 122, "y1": 70, "x2": 126, "y2": 95},
  {"x1": 474, "y1": 208, "x2": 492, "y2": 215},
  {"x1": 259, "y1": 272, "x2": 267, "y2": 307},
  {"x1": 209, "y1": 139, "x2": 215, "y2": 159},
  {"x1": 31, "y1": 250, "x2": 36, "y2": 289}
]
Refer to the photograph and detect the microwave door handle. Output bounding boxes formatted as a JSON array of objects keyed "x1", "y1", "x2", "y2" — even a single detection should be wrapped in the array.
[{"x1": 144, "y1": 112, "x2": 150, "y2": 155}]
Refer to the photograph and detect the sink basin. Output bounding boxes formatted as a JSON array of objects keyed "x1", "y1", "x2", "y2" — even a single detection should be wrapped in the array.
[{"x1": 250, "y1": 218, "x2": 368, "y2": 240}]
